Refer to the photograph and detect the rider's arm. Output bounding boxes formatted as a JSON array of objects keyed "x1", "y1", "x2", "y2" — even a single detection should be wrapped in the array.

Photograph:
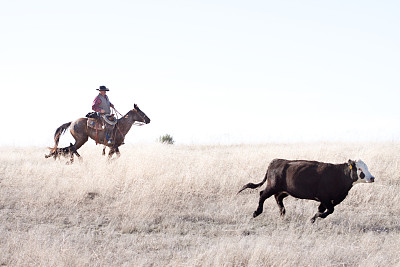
[{"x1": 92, "y1": 96, "x2": 104, "y2": 113}]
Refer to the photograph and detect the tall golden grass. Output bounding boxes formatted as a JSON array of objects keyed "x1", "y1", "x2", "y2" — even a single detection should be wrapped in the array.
[{"x1": 1, "y1": 143, "x2": 399, "y2": 266}]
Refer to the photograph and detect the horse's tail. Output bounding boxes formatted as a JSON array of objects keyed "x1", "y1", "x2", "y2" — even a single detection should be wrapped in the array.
[
  {"x1": 237, "y1": 169, "x2": 269, "y2": 194},
  {"x1": 49, "y1": 122, "x2": 72, "y2": 153}
]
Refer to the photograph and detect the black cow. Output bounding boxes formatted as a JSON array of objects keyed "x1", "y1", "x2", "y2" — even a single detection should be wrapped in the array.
[{"x1": 238, "y1": 159, "x2": 375, "y2": 223}]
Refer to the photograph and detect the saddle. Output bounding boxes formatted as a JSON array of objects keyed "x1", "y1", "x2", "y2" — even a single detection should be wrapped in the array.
[
  {"x1": 86, "y1": 112, "x2": 117, "y2": 130},
  {"x1": 85, "y1": 112, "x2": 99, "y2": 119}
]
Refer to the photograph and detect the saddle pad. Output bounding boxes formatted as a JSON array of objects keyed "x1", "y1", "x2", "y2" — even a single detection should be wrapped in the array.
[{"x1": 87, "y1": 118, "x2": 104, "y2": 130}]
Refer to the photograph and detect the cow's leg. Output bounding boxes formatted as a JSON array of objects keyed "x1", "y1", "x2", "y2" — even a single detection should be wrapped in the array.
[
  {"x1": 275, "y1": 192, "x2": 289, "y2": 217},
  {"x1": 317, "y1": 203, "x2": 326, "y2": 213},
  {"x1": 311, "y1": 202, "x2": 334, "y2": 223},
  {"x1": 253, "y1": 188, "x2": 275, "y2": 218},
  {"x1": 319, "y1": 204, "x2": 334, "y2": 219}
]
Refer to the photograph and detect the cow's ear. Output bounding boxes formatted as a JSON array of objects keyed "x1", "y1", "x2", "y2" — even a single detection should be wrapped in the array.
[{"x1": 348, "y1": 159, "x2": 356, "y2": 170}]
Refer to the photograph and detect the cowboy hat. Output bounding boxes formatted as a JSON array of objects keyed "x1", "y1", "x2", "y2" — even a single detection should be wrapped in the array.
[{"x1": 96, "y1": 85, "x2": 109, "y2": 91}]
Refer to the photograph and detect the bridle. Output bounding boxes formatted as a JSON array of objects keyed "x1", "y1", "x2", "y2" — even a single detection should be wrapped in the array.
[{"x1": 112, "y1": 107, "x2": 147, "y2": 126}]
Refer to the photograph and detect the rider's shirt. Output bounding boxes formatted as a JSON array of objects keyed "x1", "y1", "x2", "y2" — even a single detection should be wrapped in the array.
[{"x1": 92, "y1": 94, "x2": 113, "y2": 114}]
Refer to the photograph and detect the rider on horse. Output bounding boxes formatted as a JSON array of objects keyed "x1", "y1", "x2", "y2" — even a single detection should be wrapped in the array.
[{"x1": 92, "y1": 85, "x2": 115, "y2": 144}]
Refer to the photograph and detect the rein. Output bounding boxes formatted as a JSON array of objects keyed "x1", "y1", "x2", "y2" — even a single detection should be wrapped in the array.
[
  {"x1": 111, "y1": 107, "x2": 124, "y2": 141},
  {"x1": 112, "y1": 107, "x2": 123, "y2": 117}
]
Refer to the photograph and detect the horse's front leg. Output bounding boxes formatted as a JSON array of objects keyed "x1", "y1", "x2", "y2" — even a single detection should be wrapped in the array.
[
  {"x1": 108, "y1": 146, "x2": 121, "y2": 160},
  {"x1": 108, "y1": 147, "x2": 116, "y2": 159}
]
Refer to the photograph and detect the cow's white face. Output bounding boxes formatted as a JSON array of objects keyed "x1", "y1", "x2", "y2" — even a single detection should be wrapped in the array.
[{"x1": 353, "y1": 160, "x2": 375, "y2": 184}]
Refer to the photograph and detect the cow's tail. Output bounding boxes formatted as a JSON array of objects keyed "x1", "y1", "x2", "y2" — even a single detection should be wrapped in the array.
[
  {"x1": 237, "y1": 170, "x2": 269, "y2": 194},
  {"x1": 49, "y1": 122, "x2": 72, "y2": 153}
]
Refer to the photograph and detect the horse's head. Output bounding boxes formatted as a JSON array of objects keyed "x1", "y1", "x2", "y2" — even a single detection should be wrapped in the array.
[{"x1": 132, "y1": 104, "x2": 151, "y2": 124}]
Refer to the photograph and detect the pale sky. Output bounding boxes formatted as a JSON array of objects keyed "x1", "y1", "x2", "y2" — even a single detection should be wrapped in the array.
[{"x1": 1, "y1": 1, "x2": 400, "y2": 146}]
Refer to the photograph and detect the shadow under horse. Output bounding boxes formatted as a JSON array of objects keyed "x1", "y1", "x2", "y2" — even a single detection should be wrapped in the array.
[{"x1": 45, "y1": 104, "x2": 150, "y2": 163}]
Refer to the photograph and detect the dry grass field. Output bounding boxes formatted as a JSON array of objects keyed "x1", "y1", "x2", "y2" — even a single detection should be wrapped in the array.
[{"x1": 1, "y1": 143, "x2": 399, "y2": 266}]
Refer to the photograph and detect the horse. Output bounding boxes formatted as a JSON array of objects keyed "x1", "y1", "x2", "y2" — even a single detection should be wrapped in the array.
[{"x1": 45, "y1": 104, "x2": 150, "y2": 163}]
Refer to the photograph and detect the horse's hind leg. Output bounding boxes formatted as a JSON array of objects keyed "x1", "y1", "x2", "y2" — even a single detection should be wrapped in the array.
[
  {"x1": 69, "y1": 134, "x2": 88, "y2": 163},
  {"x1": 70, "y1": 145, "x2": 82, "y2": 163},
  {"x1": 74, "y1": 150, "x2": 81, "y2": 158},
  {"x1": 65, "y1": 138, "x2": 86, "y2": 164}
]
